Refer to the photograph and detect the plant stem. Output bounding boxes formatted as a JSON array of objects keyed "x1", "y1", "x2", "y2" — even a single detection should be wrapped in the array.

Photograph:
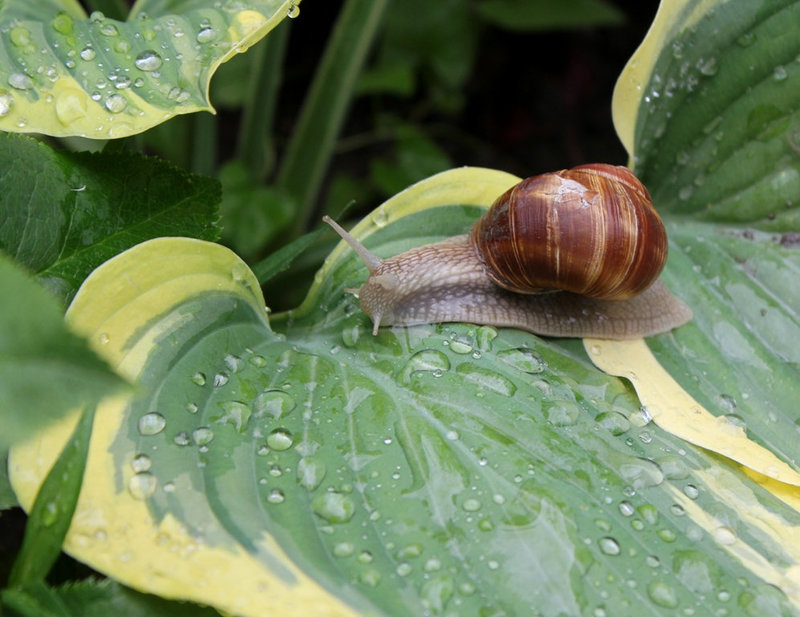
[
  {"x1": 277, "y1": 0, "x2": 390, "y2": 236},
  {"x1": 238, "y1": 22, "x2": 290, "y2": 181}
]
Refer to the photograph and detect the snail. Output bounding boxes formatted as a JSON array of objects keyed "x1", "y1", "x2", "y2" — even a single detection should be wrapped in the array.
[{"x1": 324, "y1": 163, "x2": 692, "y2": 339}]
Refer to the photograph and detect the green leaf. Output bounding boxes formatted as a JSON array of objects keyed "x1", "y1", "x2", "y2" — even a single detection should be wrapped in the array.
[
  {"x1": 2, "y1": 578, "x2": 220, "y2": 617},
  {"x1": 474, "y1": 0, "x2": 626, "y2": 31},
  {"x1": 613, "y1": 0, "x2": 800, "y2": 229},
  {"x1": 0, "y1": 133, "x2": 220, "y2": 306},
  {"x1": 9, "y1": 168, "x2": 800, "y2": 617},
  {"x1": 0, "y1": 255, "x2": 125, "y2": 450},
  {"x1": 9, "y1": 405, "x2": 95, "y2": 586},
  {"x1": 0, "y1": 0, "x2": 301, "y2": 138}
]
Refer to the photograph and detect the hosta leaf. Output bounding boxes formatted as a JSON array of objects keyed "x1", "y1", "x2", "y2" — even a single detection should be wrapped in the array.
[
  {"x1": 0, "y1": 0, "x2": 301, "y2": 138},
  {"x1": 9, "y1": 167, "x2": 800, "y2": 616},
  {"x1": 0, "y1": 133, "x2": 220, "y2": 306}
]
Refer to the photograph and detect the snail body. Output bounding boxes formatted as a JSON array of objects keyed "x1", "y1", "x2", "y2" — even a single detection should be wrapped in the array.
[{"x1": 324, "y1": 164, "x2": 691, "y2": 340}]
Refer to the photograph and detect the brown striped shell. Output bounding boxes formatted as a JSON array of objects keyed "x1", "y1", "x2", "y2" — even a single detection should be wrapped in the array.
[{"x1": 470, "y1": 163, "x2": 667, "y2": 301}]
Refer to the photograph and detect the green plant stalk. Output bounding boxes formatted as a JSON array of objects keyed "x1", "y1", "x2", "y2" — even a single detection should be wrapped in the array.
[
  {"x1": 191, "y1": 113, "x2": 218, "y2": 177},
  {"x1": 8, "y1": 405, "x2": 97, "y2": 587},
  {"x1": 238, "y1": 22, "x2": 291, "y2": 181},
  {"x1": 277, "y1": 0, "x2": 390, "y2": 235}
]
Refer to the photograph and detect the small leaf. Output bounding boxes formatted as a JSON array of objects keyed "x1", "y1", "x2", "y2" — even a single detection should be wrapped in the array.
[
  {"x1": 9, "y1": 405, "x2": 96, "y2": 586},
  {"x1": 0, "y1": 0, "x2": 301, "y2": 138},
  {"x1": 0, "y1": 254, "x2": 125, "y2": 450},
  {"x1": 0, "y1": 133, "x2": 220, "y2": 306}
]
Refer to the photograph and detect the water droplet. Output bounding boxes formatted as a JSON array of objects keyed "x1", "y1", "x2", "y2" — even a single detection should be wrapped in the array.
[
  {"x1": 448, "y1": 335, "x2": 473, "y2": 354},
  {"x1": 173, "y1": 431, "x2": 190, "y2": 446},
  {"x1": 401, "y1": 349, "x2": 450, "y2": 382},
  {"x1": 358, "y1": 550, "x2": 374, "y2": 564},
  {"x1": 297, "y1": 457, "x2": 326, "y2": 490},
  {"x1": 130, "y1": 453, "x2": 152, "y2": 473},
  {"x1": 683, "y1": 484, "x2": 699, "y2": 499},
  {"x1": 52, "y1": 12, "x2": 74, "y2": 35},
  {"x1": 456, "y1": 364, "x2": 516, "y2": 396},
  {"x1": 104, "y1": 93, "x2": 127, "y2": 113},
  {"x1": 231, "y1": 262, "x2": 249, "y2": 282},
  {"x1": 41, "y1": 501, "x2": 59, "y2": 526},
  {"x1": 8, "y1": 73, "x2": 33, "y2": 90},
  {"x1": 254, "y1": 389, "x2": 295, "y2": 418},
  {"x1": 497, "y1": 347, "x2": 546, "y2": 373},
  {"x1": 80, "y1": 47, "x2": 96, "y2": 61},
  {"x1": 0, "y1": 90, "x2": 14, "y2": 116},
  {"x1": 657, "y1": 528, "x2": 676, "y2": 542},
  {"x1": 619, "y1": 501, "x2": 634, "y2": 516},
  {"x1": 215, "y1": 401, "x2": 252, "y2": 432},
  {"x1": 135, "y1": 50, "x2": 163, "y2": 71},
  {"x1": 595, "y1": 411, "x2": 630, "y2": 435},
  {"x1": 333, "y1": 542, "x2": 354, "y2": 557},
  {"x1": 398, "y1": 543, "x2": 422, "y2": 559},
  {"x1": 736, "y1": 32, "x2": 756, "y2": 47},
  {"x1": 196, "y1": 26, "x2": 217, "y2": 43},
  {"x1": 114, "y1": 76, "x2": 131, "y2": 89},
  {"x1": 138, "y1": 412, "x2": 166, "y2": 436},
  {"x1": 249, "y1": 354, "x2": 267, "y2": 368},
  {"x1": 645, "y1": 555, "x2": 660, "y2": 568},
  {"x1": 396, "y1": 562, "x2": 412, "y2": 576},
  {"x1": 462, "y1": 497, "x2": 481, "y2": 512},
  {"x1": 618, "y1": 457, "x2": 663, "y2": 489},
  {"x1": 186, "y1": 402, "x2": 199, "y2": 414},
  {"x1": 713, "y1": 526, "x2": 736, "y2": 545},
  {"x1": 10, "y1": 26, "x2": 32, "y2": 48},
  {"x1": 266, "y1": 428, "x2": 293, "y2": 451},
  {"x1": 312, "y1": 491, "x2": 355, "y2": 523},
  {"x1": 192, "y1": 426, "x2": 214, "y2": 446},
  {"x1": 128, "y1": 472, "x2": 157, "y2": 499},
  {"x1": 287, "y1": 3, "x2": 300, "y2": 18},
  {"x1": 191, "y1": 372, "x2": 206, "y2": 386},
  {"x1": 421, "y1": 575, "x2": 454, "y2": 613},
  {"x1": 698, "y1": 57, "x2": 718, "y2": 76},
  {"x1": 774, "y1": 65, "x2": 788, "y2": 81},
  {"x1": 647, "y1": 580, "x2": 678, "y2": 608},
  {"x1": 267, "y1": 489, "x2": 285, "y2": 504},
  {"x1": 545, "y1": 401, "x2": 581, "y2": 426},
  {"x1": 359, "y1": 569, "x2": 380, "y2": 587},
  {"x1": 213, "y1": 372, "x2": 229, "y2": 387},
  {"x1": 99, "y1": 22, "x2": 119, "y2": 36}
]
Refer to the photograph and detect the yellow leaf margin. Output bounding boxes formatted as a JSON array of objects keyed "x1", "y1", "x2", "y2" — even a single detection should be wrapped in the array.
[{"x1": 9, "y1": 238, "x2": 363, "y2": 617}]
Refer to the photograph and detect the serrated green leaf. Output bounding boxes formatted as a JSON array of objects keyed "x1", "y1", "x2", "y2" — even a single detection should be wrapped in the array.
[
  {"x1": 0, "y1": 133, "x2": 220, "y2": 306},
  {"x1": 0, "y1": 254, "x2": 125, "y2": 450},
  {"x1": 0, "y1": 0, "x2": 301, "y2": 138}
]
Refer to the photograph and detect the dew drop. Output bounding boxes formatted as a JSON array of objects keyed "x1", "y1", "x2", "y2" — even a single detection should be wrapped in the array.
[
  {"x1": 267, "y1": 428, "x2": 293, "y2": 451},
  {"x1": 213, "y1": 372, "x2": 229, "y2": 387},
  {"x1": 476, "y1": 325, "x2": 497, "y2": 351},
  {"x1": 8, "y1": 73, "x2": 33, "y2": 90},
  {"x1": 333, "y1": 541, "x2": 354, "y2": 557},
  {"x1": 138, "y1": 412, "x2": 166, "y2": 436},
  {"x1": 456, "y1": 364, "x2": 516, "y2": 396},
  {"x1": 249, "y1": 354, "x2": 267, "y2": 367},
  {"x1": 683, "y1": 484, "x2": 699, "y2": 499},
  {"x1": 595, "y1": 411, "x2": 630, "y2": 436},
  {"x1": 99, "y1": 22, "x2": 119, "y2": 36},
  {"x1": 713, "y1": 526, "x2": 736, "y2": 545},
  {"x1": 41, "y1": 501, "x2": 59, "y2": 526},
  {"x1": 216, "y1": 401, "x2": 252, "y2": 432},
  {"x1": 774, "y1": 65, "x2": 788, "y2": 81},
  {"x1": 0, "y1": 90, "x2": 14, "y2": 116},
  {"x1": 52, "y1": 12, "x2": 74, "y2": 35},
  {"x1": 357, "y1": 550, "x2": 374, "y2": 564},
  {"x1": 497, "y1": 347, "x2": 547, "y2": 373},
  {"x1": 359, "y1": 569, "x2": 380, "y2": 587},
  {"x1": 135, "y1": 50, "x2": 163, "y2": 71},
  {"x1": 254, "y1": 389, "x2": 296, "y2": 418},
  {"x1": 462, "y1": 497, "x2": 482, "y2": 512},
  {"x1": 191, "y1": 372, "x2": 206, "y2": 386},
  {"x1": 192, "y1": 426, "x2": 214, "y2": 446},
  {"x1": 267, "y1": 488, "x2": 285, "y2": 504},
  {"x1": 173, "y1": 431, "x2": 191, "y2": 446},
  {"x1": 104, "y1": 93, "x2": 127, "y2": 113},
  {"x1": 80, "y1": 47, "x2": 96, "y2": 61},
  {"x1": 128, "y1": 472, "x2": 157, "y2": 499},
  {"x1": 287, "y1": 3, "x2": 300, "y2": 18},
  {"x1": 545, "y1": 400, "x2": 581, "y2": 426},
  {"x1": 312, "y1": 490, "x2": 355, "y2": 523},
  {"x1": 130, "y1": 453, "x2": 152, "y2": 473},
  {"x1": 647, "y1": 580, "x2": 679, "y2": 608},
  {"x1": 421, "y1": 575, "x2": 454, "y2": 613},
  {"x1": 396, "y1": 562, "x2": 412, "y2": 576},
  {"x1": 401, "y1": 349, "x2": 450, "y2": 382},
  {"x1": 618, "y1": 501, "x2": 634, "y2": 517},
  {"x1": 196, "y1": 26, "x2": 217, "y2": 43},
  {"x1": 297, "y1": 457, "x2": 326, "y2": 490}
]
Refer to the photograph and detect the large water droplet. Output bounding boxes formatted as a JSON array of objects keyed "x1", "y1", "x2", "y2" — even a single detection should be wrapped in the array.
[
  {"x1": 267, "y1": 489, "x2": 285, "y2": 504},
  {"x1": 0, "y1": 90, "x2": 14, "y2": 116},
  {"x1": 297, "y1": 457, "x2": 326, "y2": 490},
  {"x1": 215, "y1": 401, "x2": 252, "y2": 432},
  {"x1": 135, "y1": 50, "x2": 163, "y2": 71},
  {"x1": 8, "y1": 73, "x2": 33, "y2": 90},
  {"x1": 192, "y1": 426, "x2": 214, "y2": 446},
  {"x1": 52, "y1": 12, "x2": 74, "y2": 35},
  {"x1": 497, "y1": 347, "x2": 546, "y2": 373},
  {"x1": 191, "y1": 371, "x2": 207, "y2": 386},
  {"x1": 80, "y1": 47, "x2": 96, "y2": 61},
  {"x1": 130, "y1": 453, "x2": 152, "y2": 473},
  {"x1": 595, "y1": 411, "x2": 630, "y2": 435},
  {"x1": 401, "y1": 349, "x2": 450, "y2": 382},
  {"x1": 598, "y1": 536, "x2": 621, "y2": 555},
  {"x1": 421, "y1": 575, "x2": 454, "y2": 613},
  {"x1": 254, "y1": 389, "x2": 295, "y2": 418},
  {"x1": 138, "y1": 412, "x2": 166, "y2": 436},
  {"x1": 267, "y1": 428, "x2": 293, "y2": 451},
  {"x1": 196, "y1": 26, "x2": 217, "y2": 43},
  {"x1": 287, "y1": 3, "x2": 300, "y2": 18},
  {"x1": 312, "y1": 490, "x2": 355, "y2": 523},
  {"x1": 647, "y1": 580, "x2": 678, "y2": 608},
  {"x1": 618, "y1": 457, "x2": 663, "y2": 489},
  {"x1": 104, "y1": 93, "x2": 127, "y2": 113},
  {"x1": 545, "y1": 400, "x2": 581, "y2": 426},
  {"x1": 128, "y1": 472, "x2": 157, "y2": 499},
  {"x1": 456, "y1": 364, "x2": 516, "y2": 396}
]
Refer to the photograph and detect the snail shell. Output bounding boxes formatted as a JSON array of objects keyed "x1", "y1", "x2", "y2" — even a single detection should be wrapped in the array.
[{"x1": 324, "y1": 164, "x2": 691, "y2": 340}]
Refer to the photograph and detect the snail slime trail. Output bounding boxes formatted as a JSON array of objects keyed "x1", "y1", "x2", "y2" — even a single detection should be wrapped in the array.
[{"x1": 325, "y1": 164, "x2": 692, "y2": 340}]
